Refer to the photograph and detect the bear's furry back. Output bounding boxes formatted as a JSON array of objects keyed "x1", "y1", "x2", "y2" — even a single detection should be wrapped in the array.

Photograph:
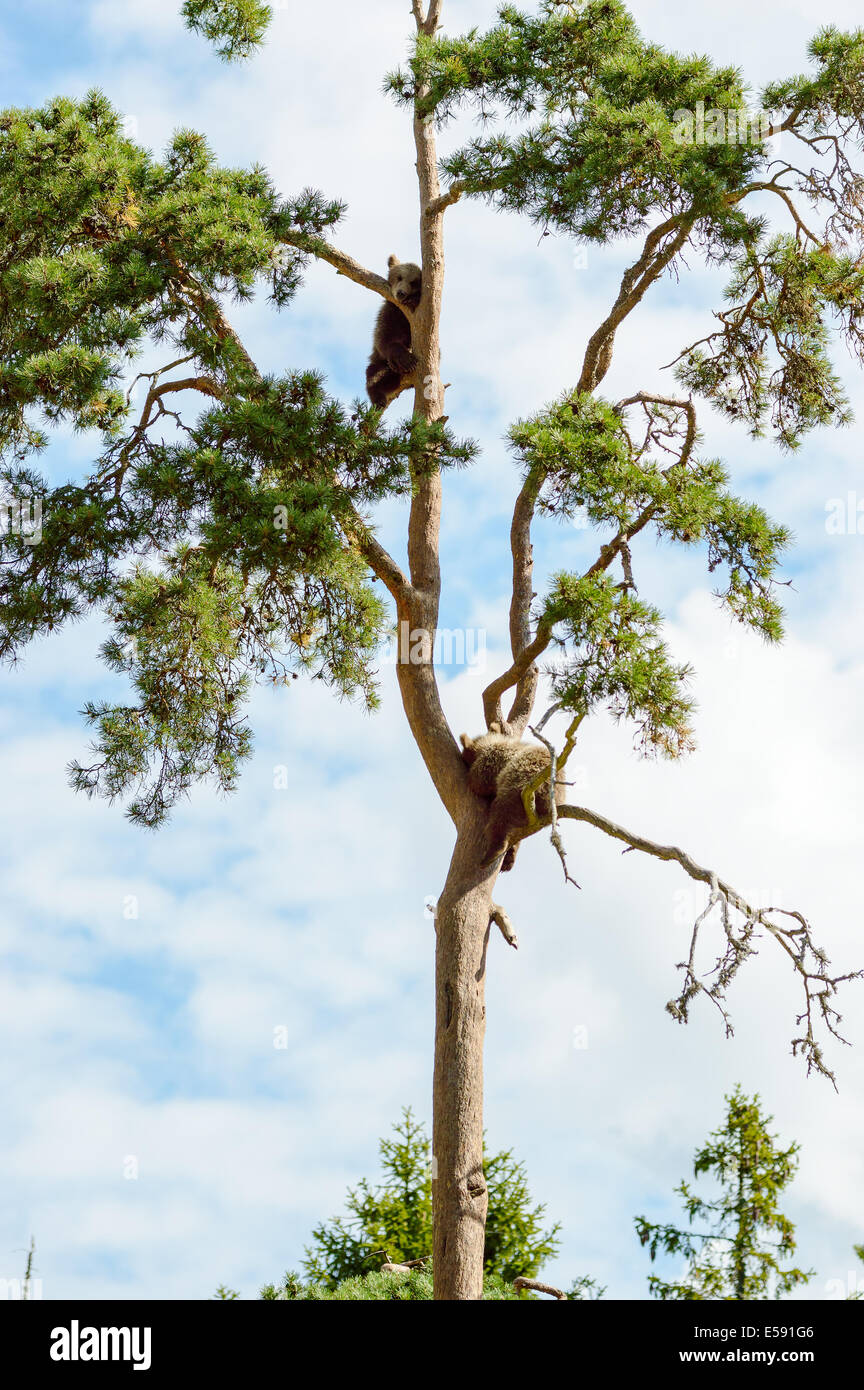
[{"x1": 459, "y1": 728, "x2": 566, "y2": 870}]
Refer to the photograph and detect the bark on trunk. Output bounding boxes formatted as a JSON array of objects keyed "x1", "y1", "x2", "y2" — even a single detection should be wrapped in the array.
[{"x1": 432, "y1": 813, "x2": 499, "y2": 1299}]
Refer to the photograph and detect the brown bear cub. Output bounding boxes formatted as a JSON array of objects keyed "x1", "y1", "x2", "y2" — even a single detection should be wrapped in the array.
[
  {"x1": 365, "y1": 255, "x2": 422, "y2": 408},
  {"x1": 460, "y1": 723, "x2": 566, "y2": 871}
]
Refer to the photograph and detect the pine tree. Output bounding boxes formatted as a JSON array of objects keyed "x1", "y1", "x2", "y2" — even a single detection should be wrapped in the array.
[
  {"x1": 635, "y1": 1087, "x2": 814, "y2": 1300},
  {"x1": 299, "y1": 1109, "x2": 561, "y2": 1287},
  {"x1": 3, "y1": 0, "x2": 864, "y2": 1298},
  {"x1": 260, "y1": 1266, "x2": 527, "y2": 1300}
]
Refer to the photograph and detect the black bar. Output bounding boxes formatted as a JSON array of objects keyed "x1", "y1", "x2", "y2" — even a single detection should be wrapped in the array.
[{"x1": 2, "y1": 1297, "x2": 857, "y2": 1375}]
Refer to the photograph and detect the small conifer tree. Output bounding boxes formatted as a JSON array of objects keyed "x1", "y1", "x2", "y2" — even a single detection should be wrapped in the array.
[{"x1": 636, "y1": 1087, "x2": 814, "y2": 1300}]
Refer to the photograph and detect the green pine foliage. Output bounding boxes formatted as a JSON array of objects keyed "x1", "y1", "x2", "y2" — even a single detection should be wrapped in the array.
[
  {"x1": 510, "y1": 392, "x2": 789, "y2": 639},
  {"x1": 382, "y1": 0, "x2": 864, "y2": 751},
  {"x1": 3, "y1": 2, "x2": 864, "y2": 884},
  {"x1": 299, "y1": 1109, "x2": 561, "y2": 1288},
  {"x1": 674, "y1": 238, "x2": 862, "y2": 448},
  {"x1": 181, "y1": 0, "x2": 273, "y2": 61},
  {"x1": 508, "y1": 388, "x2": 788, "y2": 751},
  {"x1": 392, "y1": 0, "x2": 768, "y2": 241},
  {"x1": 390, "y1": 0, "x2": 864, "y2": 450},
  {"x1": 543, "y1": 572, "x2": 696, "y2": 757},
  {"x1": 260, "y1": 1265, "x2": 601, "y2": 1300},
  {"x1": 0, "y1": 92, "x2": 473, "y2": 827},
  {"x1": 635, "y1": 1086, "x2": 814, "y2": 1300},
  {"x1": 260, "y1": 1265, "x2": 525, "y2": 1300}
]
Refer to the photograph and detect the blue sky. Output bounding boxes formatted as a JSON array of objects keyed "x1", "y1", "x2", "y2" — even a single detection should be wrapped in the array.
[{"x1": 1, "y1": 0, "x2": 863, "y2": 1301}]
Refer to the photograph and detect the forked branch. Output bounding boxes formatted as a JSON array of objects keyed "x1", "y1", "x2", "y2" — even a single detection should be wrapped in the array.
[
  {"x1": 485, "y1": 392, "x2": 698, "y2": 730},
  {"x1": 577, "y1": 215, "x2": 694, "y2": 394}
]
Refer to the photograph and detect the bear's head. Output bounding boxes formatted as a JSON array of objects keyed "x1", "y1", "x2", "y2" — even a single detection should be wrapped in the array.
[
  {"x1": 459, "y1": 725, "x2": 511, "y2": 768},
  {"x1": 387, "y1": 254, "x2": 422, "y2": 311}
]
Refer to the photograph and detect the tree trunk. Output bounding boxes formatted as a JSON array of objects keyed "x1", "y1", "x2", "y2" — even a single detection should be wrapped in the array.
[
  {"x1": 432, "y1": 815, "x2": 499, "y2": 1299},
  {"x1": 403, "y1": 0, "x2": 500, "y2": 1304}
]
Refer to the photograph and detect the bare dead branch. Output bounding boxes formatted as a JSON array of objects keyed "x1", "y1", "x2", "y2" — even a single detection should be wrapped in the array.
[
  {"x1": 526, "y1": 719, "x2": 582, "y2": 888},
  {"x1": 513, "y1": 1276, "x2": 568, "y2": 1300},
  {"x1": 380, "y1": 1255, "x2": 429, "y2": 1273},
  {"x1": 97, "y1": 371, "x2": 224, "y2": 495},
  {"x1": 490, "y1": 902, "x2": 519, "y2": 949},
  {"x1": 730, "y1": 181, "x2": 823, "y2": 247},
  {"x1": 124, "y1": 354, "x2": 197, "y2": 406},
  {"x1": 614, "y1": 393, "x2": 698, "y2": 471},
  {"x1": 557, "y1": 804, "x2": 863, "y2": 1085}
]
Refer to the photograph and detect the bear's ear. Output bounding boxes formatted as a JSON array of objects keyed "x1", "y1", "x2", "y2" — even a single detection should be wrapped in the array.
[
  {"x1": 459, "y1": 733, "x2": 477, "y2": 766},
  {"x1": 387, "y1": 253, "x2": 400, "y2": 269}
]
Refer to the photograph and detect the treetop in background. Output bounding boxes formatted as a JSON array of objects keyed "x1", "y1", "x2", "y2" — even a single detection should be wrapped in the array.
[
  {"x1": 301, "y1": 1109, "x2": 562, "y2": 1288},
  {"x1": 636, "y1": 1086, "x2": 814, "y2": 1300},
  {"x1": 181, "y1": 0, "x2": 273, "y2": 62}
]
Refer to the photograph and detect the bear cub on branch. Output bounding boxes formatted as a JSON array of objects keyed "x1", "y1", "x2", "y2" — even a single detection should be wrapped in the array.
[
  {"x1": 460, "y1": 723, "x2": 566, "y2": 872},
  {"x1": 365, "y1": 254, "x2": 422, "y2": 408}
]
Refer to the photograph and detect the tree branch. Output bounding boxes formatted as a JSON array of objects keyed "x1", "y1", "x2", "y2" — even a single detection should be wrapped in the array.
[
  {"x1": 614, "y1": 393, "x2": 698, "y2": 470},
  {"x1": 557, "y1": 804, "x2": 863, "y2": 1085},
  {"x1": 342, "y1": 519, "x2": 410, "y2": 604},
  {"x1": 577, "y1": 216, "x2": 694, "y2": 394},
  {"x1": 413, "y1": 0, "x2": 443, "y2": 35},
  {"x1": 513, "y1": 1276, "x2": 567, "y2": 1300},
  {"x1": 481, "y1": 394, "x2": 697, "y2": 729},
  {"x1": 731, "y1": 181, "x2": 822, "y2": 247},
  {"x1": 165, "y1": 253, "x2": 260, "y2": 377},
  {"x1": 485, "y1": 255, "x2": 699, "y2": 736},
  {"x1": 482, "y1": 622, "x2": 553, "y2": 734},
  {"x1": 577, "y1": 393, "x2": 699, "y2": 581},
  {"x1": 161, "y1": 266, "x2": 414, "y2": 618},
  {"x1": 502, "y1": 471, "x2": 542, "y2": 735},
  {"x1": 276, "y1": 232, "x2": 396, "y2": 303},
  {"x1": 524, "y1": 718, "x2": 581, "y2": 887},
  {"x1": 425, "y1": 183, "x2": 465, "y2": 219},
  {"x1": 490, "y1": 902, "x2": 519, "y2": 949}
]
